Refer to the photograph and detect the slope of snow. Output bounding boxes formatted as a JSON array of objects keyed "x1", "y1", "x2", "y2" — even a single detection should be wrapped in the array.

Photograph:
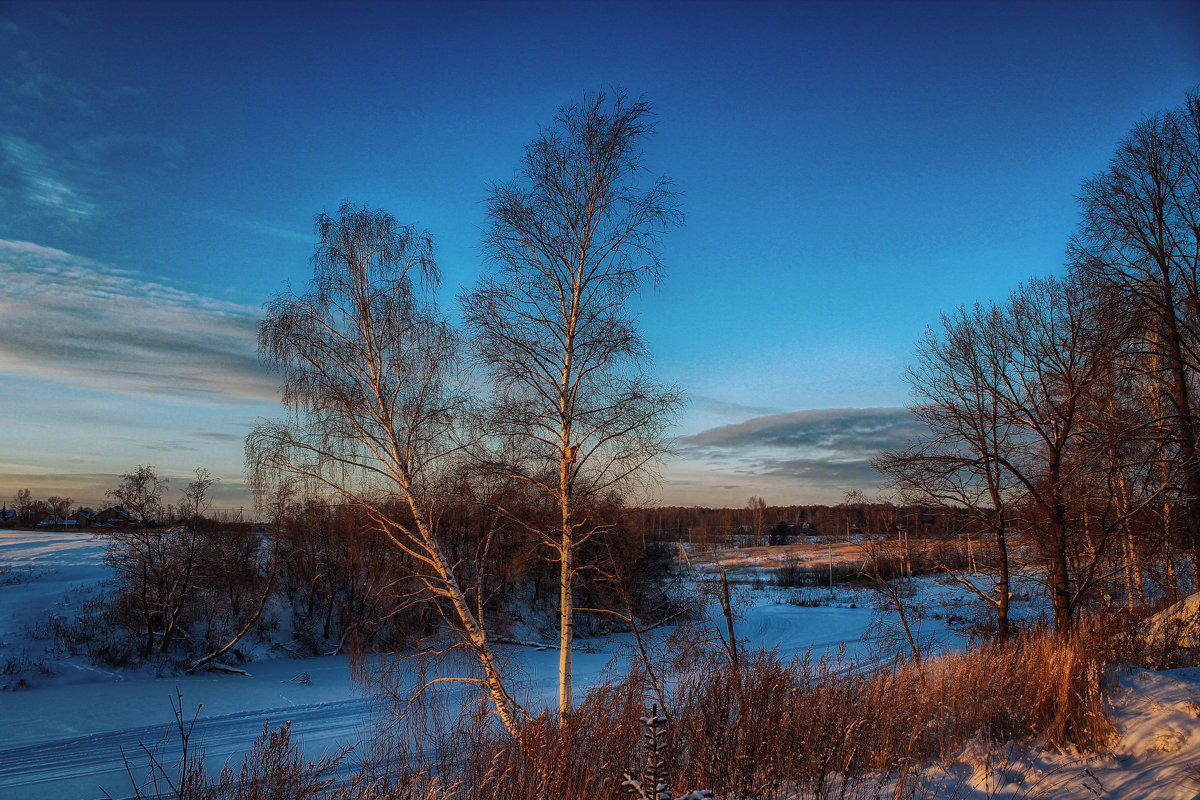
[
  {"x1": 1093, "y1": 666, "x2": 1200, "y2": 799},
  {"x1": 911, "y1": 666, "x2": 1198, "y2": 799},
  {"x1": 1141, "y1": 592, "x2": 1200, "y2": 665}
]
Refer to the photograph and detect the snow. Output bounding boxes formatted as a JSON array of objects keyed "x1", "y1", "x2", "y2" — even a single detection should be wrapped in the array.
[
  {"x1": 1090, "y1": 667, "x2": 1200, "y2": 798},
  {"x1": 2, "y1": 530, "x2": 1198, "y2": 799},
  {"x1": 0, "y1": 530, "x2": 110, "y2": 690},
  {"x1": 1142, "y1": 592, "x2": 1200, "y2": 663},
  {"x1": 891, "y1": 665, "x2": 1196, "y2": 799}
]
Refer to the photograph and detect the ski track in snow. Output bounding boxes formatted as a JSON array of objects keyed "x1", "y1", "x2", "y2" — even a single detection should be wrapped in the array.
[{"x1": 0, "y1": 698, "x2": 367, "y2": 800}]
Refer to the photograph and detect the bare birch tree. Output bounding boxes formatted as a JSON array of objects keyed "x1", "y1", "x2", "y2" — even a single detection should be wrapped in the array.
[
  {"x1": 247, "y1": 203, "x2": 528, "y2": 739},
  {"x1": 178, "y1": 468, "x2": 216, "y2": 531},
  {"x1": 463, "y1": 91, "x2": 683, "y2": 715}
]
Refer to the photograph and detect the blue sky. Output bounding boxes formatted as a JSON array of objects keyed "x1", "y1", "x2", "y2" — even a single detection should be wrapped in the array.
[{"x1": 2, "y1": 0, "x2": 1198, "y2": 511}]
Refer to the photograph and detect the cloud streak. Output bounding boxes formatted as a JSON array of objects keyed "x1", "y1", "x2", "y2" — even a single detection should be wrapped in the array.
[
  {"x1": 1, "y1": 135, "x2": 98, "y2": 220},
  {"x1": 675, "y1": 407, "x2": 925, "y2": 499},
  {"x1": 0, "y1": 28, "x2": 178, "y2": 228},
  {"x1": 0, "y1": 239, "x2": 278, "y2": 404}
]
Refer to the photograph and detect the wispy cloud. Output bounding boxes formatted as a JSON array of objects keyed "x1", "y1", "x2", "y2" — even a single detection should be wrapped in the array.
[
  {"x1": 2, "y1": 135, "x2": 98, "y2": 219},
  {"x1": 684, "y1": 407, "x2": 921, "y2": 457},
  {"x1": 191, "y1": 431, "x2": 245, "y2": 443},
  {"x1": 10, "y1": 49, "x2": 59, "y2": 101},
  {"x1": 0, "y1": 239, "x2": 277, "y2": 404},
  {"x1": 242, "y1": 219, "x2": 313, "y2": 244},
  {"x1": 0, "y1": 41, "x2": 99, "y2": 224},
  {"x1": 186, "y1": 208, "x2": 313, "y2": 244},
  {"x1": 675, "y1": 407, "x2": 924, "y2": 499},
  {"x1": 0, "y1": 25, "x2": 179, "y2": 227},
  {"x1": 691, "y1": 395, "x2": 782, "y2": 419}
]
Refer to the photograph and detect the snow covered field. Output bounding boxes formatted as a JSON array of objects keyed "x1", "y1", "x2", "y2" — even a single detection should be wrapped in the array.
[
  {"x1": 0, "y1": 531, "x2": 882, "y2": 799},
  {"x1": 1, "y1": 530, "x2": 1198, "y2": 799}
]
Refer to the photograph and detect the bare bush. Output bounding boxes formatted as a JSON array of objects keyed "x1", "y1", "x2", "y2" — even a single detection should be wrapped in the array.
[{"x1": 107, "y1": 691, "x2": 349, "y2": 800}]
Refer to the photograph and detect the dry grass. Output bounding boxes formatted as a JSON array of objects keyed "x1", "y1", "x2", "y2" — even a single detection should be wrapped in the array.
[
  {"x1": 350, "y1": 623, "x2": 1112, "y2": 800},
  {"x1": 648, "y1": 629, "x2": 1110, "y2": 799},
  {"x1": 122, "y1": 622, "x2": 1115, "y2": 799}
]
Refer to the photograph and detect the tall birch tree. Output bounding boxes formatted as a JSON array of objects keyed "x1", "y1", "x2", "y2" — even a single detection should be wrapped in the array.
[
  {"x1": 463, "y1": 92, "x2": 682, "y2": 716},
  {"x1": 247, "y1": 204, "x2": 527, "y2": 739}
]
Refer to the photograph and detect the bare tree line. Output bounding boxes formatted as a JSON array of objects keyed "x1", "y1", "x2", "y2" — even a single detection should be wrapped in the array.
[{"x1": 874, "y1": 89, "x2": 1200, "y2": 636}]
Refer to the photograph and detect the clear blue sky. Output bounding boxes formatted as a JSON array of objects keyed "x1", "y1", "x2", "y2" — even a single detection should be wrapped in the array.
[{"x1": 2, "y1": 0, "x2": 1198, "y2": 511}]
